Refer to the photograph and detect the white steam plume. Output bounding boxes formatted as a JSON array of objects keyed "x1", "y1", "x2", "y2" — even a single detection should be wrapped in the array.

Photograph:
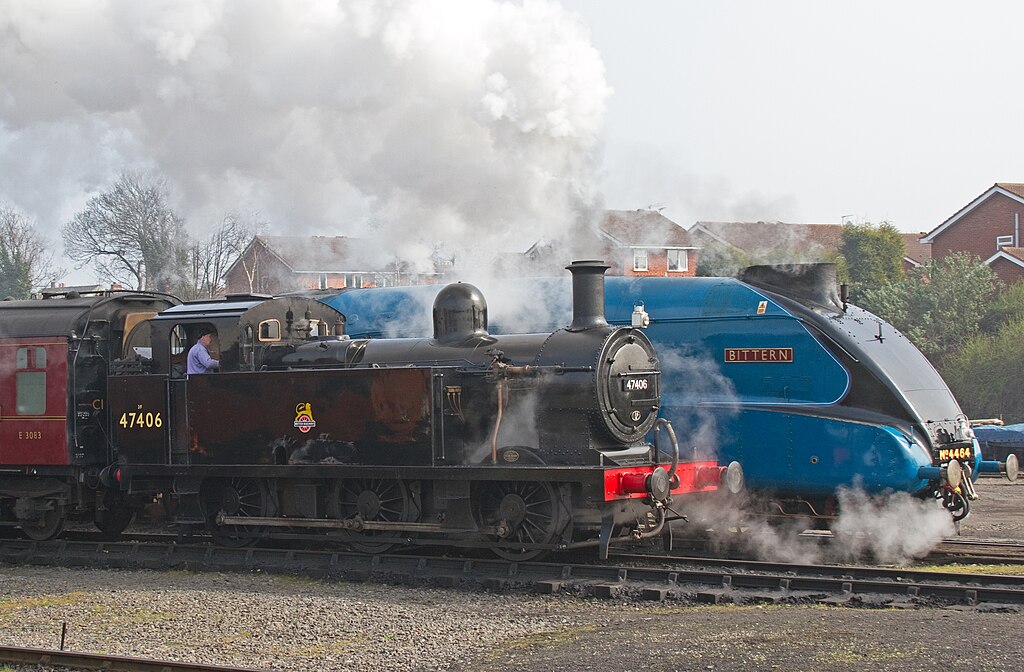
[
  {"x1": 0, "y1": 0, "x2": 610, "y2": 274},
  {"x1": 684, "y1": 486, "x2": 954, "y2": 566}
]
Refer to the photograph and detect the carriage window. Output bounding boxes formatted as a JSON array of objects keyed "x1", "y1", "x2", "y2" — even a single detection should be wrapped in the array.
[
  {"x1": 171, "y1": 325, "x2": 187, "y2": 355},
  {"x1": 259, "y1": 319, "x2": 281, "y2": 342},
  {"x1": 15, "y1": 347, "x2": 46, "y2": 415}
]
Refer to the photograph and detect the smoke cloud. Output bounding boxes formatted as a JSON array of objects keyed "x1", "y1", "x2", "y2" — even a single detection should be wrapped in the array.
[{"x1": 0, "y1": 0, "x2": 610, "y2": 273}]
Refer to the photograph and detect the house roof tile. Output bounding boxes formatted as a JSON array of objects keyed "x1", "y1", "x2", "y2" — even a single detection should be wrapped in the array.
[
  {"x1": 901, "y1": 232, "x2": 932, "y2": 265},
  {"x1": 996, "y1": 183, "x2": 1024, "y2": 199},
  {"x1": 252, "y1": 235, "x2": 385, "y2": 272},
  {"x1": 600, "y1": 210, "x2": 695, "y2": 247},
  {"x1": 690, "y1": 221, "x2": 843, "y2": 254}
]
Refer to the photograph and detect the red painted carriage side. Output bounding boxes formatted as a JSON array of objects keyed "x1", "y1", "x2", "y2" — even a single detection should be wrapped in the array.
[{"x1": 0, "y1": 338, "x2": 69, "y2": 466}]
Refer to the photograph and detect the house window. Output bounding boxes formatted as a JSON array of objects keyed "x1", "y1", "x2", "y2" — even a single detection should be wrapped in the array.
[
  {"x1": 346, "y1": 273, "x2": 363, "y2": 288},
  {"x1": 996, "y1": 235, "x2": 1014, "y2": 250},
  {"x1": 319, "y1": 273, "x2": 328, "y2": 290},
  {"x1": 667, "y1": 249, "x2": 688, "y2": 272},
  {"x1": 16, "y1": 347, "x2": 46, "y2": 415},
  {"x1": 633, "y1": 249, "x2": 649, "y2": 272}
]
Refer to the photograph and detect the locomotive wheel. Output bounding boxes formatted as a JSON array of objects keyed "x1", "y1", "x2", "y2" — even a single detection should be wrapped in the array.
[
  {"x1": 475, "y1": 480, "x2": 562, "y2": 561},
  {"x1": 94, "y1": 489, "x2": 136, "y2": 540},
  {"x1": 329, "y1": 478, "x2": 413, "y2": 554},
  {"x1": 20, "y1": 500, "x2": 66, "y2": 541},
  {"x1": 202, "y1": 477, "x2": 270, "y2": 547}
]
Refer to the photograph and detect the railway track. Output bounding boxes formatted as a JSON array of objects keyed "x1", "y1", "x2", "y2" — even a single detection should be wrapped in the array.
[
  {"x1": 0, "y1": 644, "x2": 262, "y2": 671},
  {"x1": 2, "y1": 537, "x2": 1022, "y2": 608},
  {"x1": 930, "y1": 538, "x2": 1024, "y2": 564}
]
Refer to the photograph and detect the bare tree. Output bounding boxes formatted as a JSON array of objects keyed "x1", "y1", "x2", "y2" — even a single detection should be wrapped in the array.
[
  {"x1": 182, "y1": 214, "x2": 257, "y2": 300},
  {"x1": 62, "y1": 172, "x2": 189, "y2": 293},
  {"x1": 0, "y1": 203, "x2": 63, "y2": 299}
]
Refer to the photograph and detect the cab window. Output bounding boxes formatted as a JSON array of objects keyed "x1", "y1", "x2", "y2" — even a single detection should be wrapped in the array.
[
  {"x1": 240, "y1": 325, "x2": 255, "y2": 370},
  {"x1": 171, "y1": 325, "x2": 187, "y2": 355},
  {"x1": 259, "y1": 319, "x2": 281, "y2": 342}
]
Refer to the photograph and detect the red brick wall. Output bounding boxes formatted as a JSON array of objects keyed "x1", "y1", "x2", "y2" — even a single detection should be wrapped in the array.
[
  {"x1": 932, "y1": 193, "x2": 1024, "y2": 260},
  {"x1": 619, "y1": 249, "x2": 698, "y2": 277},
  {"x1": 988, "y1": 257, "x2": 1024, "y2": 286}
]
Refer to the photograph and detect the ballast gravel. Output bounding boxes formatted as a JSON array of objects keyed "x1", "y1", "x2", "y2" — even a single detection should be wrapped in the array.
[
  {"x1": 2, "y1": 565, "x2": 1024, "y2": 672},
  {"x1": 3, "y1": 480, "x2": 1024, "y2": 672}
]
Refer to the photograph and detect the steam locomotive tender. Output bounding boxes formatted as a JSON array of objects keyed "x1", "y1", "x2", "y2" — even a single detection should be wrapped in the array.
[{"x1": 101, "y1": 261, "x2": 738, "y2": 559}]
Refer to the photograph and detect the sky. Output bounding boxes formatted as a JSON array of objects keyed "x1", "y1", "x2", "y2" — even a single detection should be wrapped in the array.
[
  {"x1": 565, "y1": 1, "x2": 1024, "y2": 234},
  {"x1": 1, "y1": 1, "x2": 1022, "y2": 285}
]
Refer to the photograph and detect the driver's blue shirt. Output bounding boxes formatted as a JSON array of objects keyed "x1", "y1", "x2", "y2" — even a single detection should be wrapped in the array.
[{"x1": 187, "y1": 341, "x2": 219, "y2": 374}]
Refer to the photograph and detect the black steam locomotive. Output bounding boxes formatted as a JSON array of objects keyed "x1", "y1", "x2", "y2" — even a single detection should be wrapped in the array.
[{"x1": 1, "y1": 261, "x2": 738, "y2": 559}]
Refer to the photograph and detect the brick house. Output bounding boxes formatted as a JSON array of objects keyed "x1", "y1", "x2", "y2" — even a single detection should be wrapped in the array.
[
  {"x1": 900, "y1": 233, "x2": 932, "y2": 270},
  {"x1": 985, "y1": 247, "x2": 1024, "y2": 285},
  {"x1": 598, "y1": 210, "x2": 699, "y2": 277},
  {"x1": 921, "y1": 183, "x2": 1024, "y2": 284},
  {"x1": 223, "y1": 235, "x2": 438, "y2": 295}
]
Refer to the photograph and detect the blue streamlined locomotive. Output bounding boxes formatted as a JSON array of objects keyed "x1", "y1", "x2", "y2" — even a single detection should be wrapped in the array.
[{"x1": 322, "y1": 263, "x2": 1018, "y2": 524}]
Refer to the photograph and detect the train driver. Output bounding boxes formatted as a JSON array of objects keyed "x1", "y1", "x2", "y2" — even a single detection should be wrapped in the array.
[{"x1": 187, "y1": 326, "x2": 220, "y2": 375}]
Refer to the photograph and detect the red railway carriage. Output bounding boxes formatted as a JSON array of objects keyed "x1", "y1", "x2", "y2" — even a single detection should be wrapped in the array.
[{"x1": 0, "y1": 288, "x2": 178, "y2": 539}]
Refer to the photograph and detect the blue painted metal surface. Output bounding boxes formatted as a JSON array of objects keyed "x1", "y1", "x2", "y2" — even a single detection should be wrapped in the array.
[{"x1": 322, "y1": 274, "x2": 966, "y2": 499}]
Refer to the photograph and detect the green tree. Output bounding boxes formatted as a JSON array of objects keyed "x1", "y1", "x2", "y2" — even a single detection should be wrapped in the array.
[
  {"x1": 0, "y1": 203, "x2": 62, "y2": 298},
  {"x1": 979, "y1": 281, "x2": 1024, "y2": 334},
  {"x1": 944, "y1": 317, "x2": 1024, "y2": 423},
  {"x1": 695, "y1": 244, "x2": 750, "y2": 277},
  {"x1": 858, "y1": 252, "x2": 1001, "y2": 362},
  {"x1": 62, "y1": 172, "x2": 189, "y2": 293},
  {"x1": 839, "y1": 222, "x2": 905, "y2": 298}
]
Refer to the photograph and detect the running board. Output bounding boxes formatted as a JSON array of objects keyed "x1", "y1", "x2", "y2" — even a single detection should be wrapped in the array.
[{"x1": 216, "y1": 514, "x2": 496, "y2": 535}]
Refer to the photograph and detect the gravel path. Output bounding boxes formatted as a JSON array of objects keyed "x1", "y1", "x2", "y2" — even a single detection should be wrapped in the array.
[{"x1": 2, "y1": 479, "x2": 1022, "y2": 672}]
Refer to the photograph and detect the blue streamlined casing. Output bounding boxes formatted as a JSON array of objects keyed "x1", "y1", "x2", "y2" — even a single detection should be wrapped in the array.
[{"x1": 322, "y1": 275, "x2": 944, "y2": 498}]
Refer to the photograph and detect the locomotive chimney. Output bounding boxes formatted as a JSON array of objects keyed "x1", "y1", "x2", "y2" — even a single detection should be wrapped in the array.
[{"x1": 566, "y1": 260, "x2": 610, "y2": 331}]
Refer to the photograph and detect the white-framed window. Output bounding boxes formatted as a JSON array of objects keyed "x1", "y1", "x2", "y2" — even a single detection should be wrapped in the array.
[
  {"x1": 318, "y1": 273, "x2": 328, "y2": 290},
  {"x1": 633, "y1": 249, "x2": 649, "y2": 272},
  {"x1": 996, "y1": 235, "x2": 1014, "y2": 250},
  {"x1": 667, "y1": 249, "x2": 688, "y2": 272}
]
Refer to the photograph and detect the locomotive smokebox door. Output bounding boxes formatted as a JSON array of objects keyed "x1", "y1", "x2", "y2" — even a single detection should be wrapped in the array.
[
  {"x1": 598, "y1": 335, "x2": 661, "y2": 443},
  {"x1": 108, "y1": 375, "x2": 170, "y2": 465}
]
